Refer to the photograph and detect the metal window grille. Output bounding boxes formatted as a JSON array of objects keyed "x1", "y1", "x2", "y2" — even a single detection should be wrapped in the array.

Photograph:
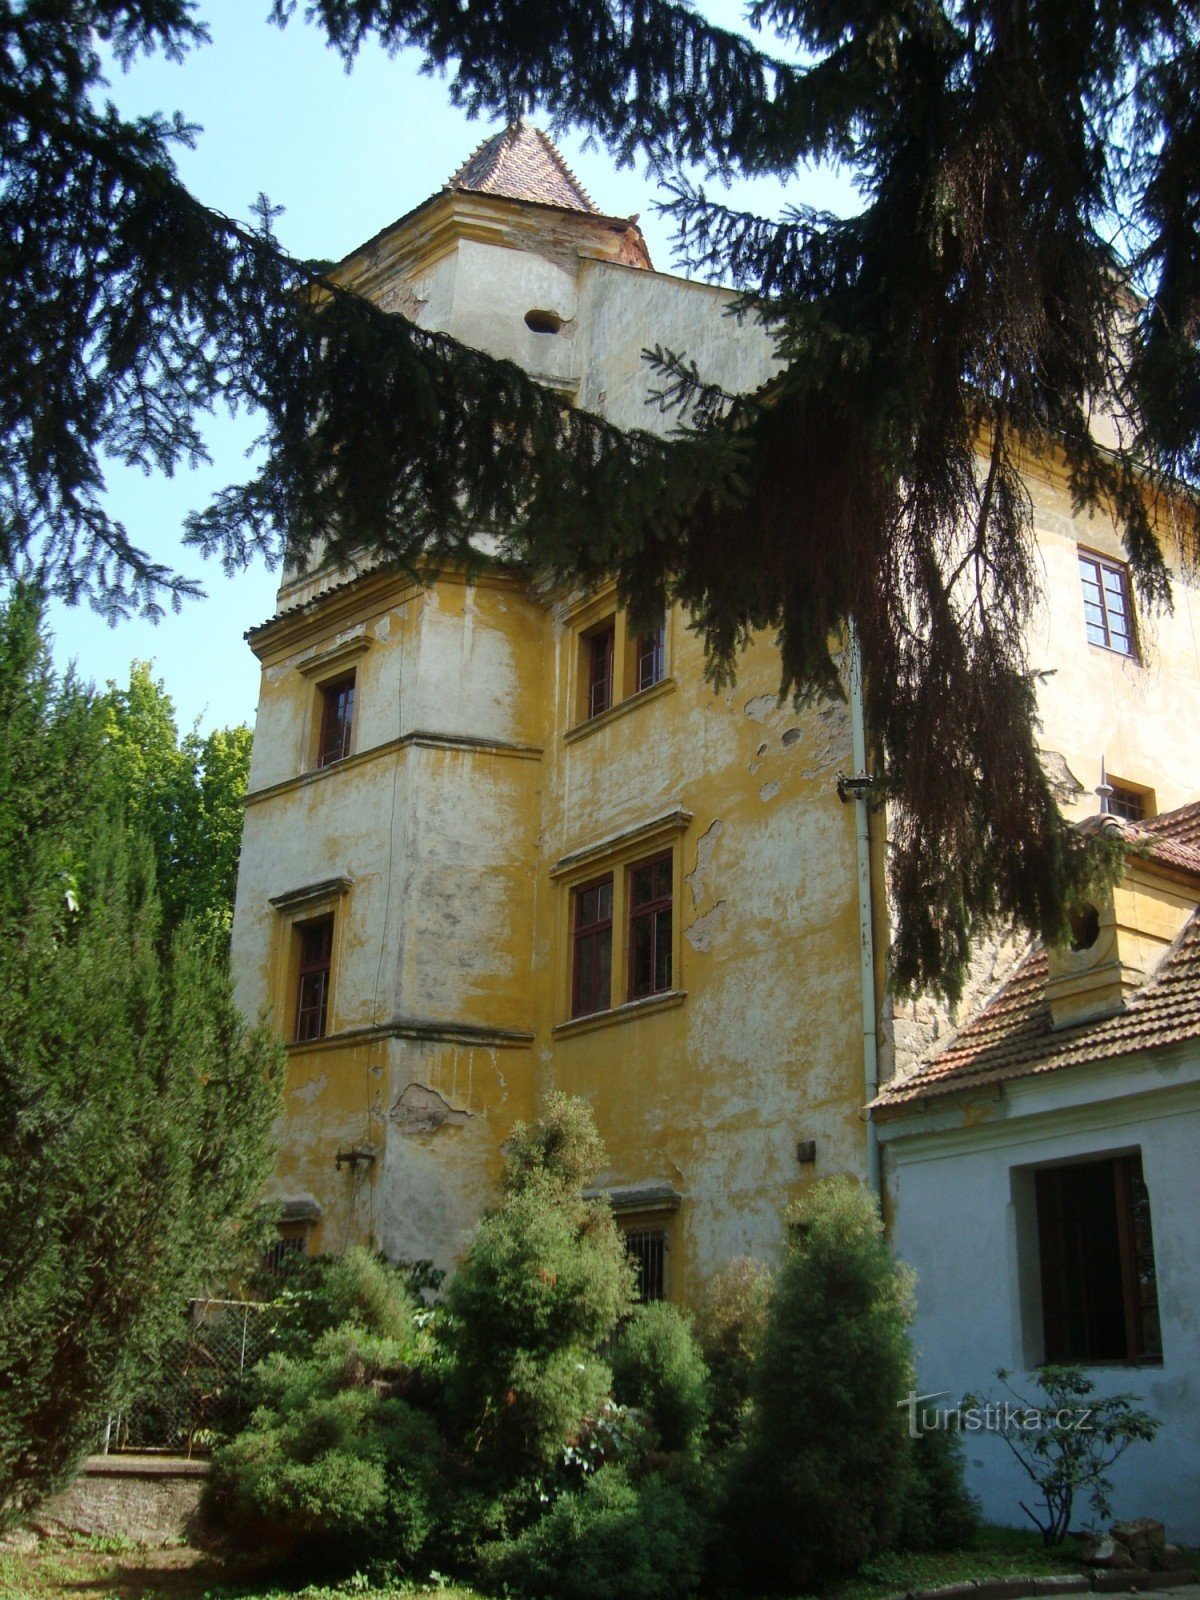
[{"x1": 624, "y1": 1228, "x2": 667, "y2": 1302}]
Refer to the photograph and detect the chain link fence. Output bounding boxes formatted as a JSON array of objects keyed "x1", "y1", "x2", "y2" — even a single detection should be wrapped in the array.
[{"x1": 104, "y1": 1298, "x2": 273, "y2": 1456}]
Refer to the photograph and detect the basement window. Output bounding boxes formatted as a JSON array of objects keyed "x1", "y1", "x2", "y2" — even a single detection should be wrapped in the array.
[{"x1": 624, "y1": 1227, "x2": 667, "y2": 1302}]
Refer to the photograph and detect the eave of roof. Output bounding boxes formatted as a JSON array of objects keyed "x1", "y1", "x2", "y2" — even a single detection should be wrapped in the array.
[{"x1": 873, "y1": 801, "x2": 1200, "y2": 1115}]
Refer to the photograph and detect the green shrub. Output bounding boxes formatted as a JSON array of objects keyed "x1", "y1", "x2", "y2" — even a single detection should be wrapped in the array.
[
  {"x1": 251, "y1": 1246, "x2": 421, "y2": 1363},
  {"x1": 441, "y1": 1095, "x2": 634, "y2": 1478},
  {"x1": 610, "y1": 1303, "x2": 709, "y2": 1454},
  {"x1": 718, "y1": 1177, "x2": 917, "y2": 1592},
  {"x1": 692, "y1": 1256, "x2": 772, "y2": 1447},
  {"x1": 896, "y1": 1423, "x2": 981, "y2": 1551},
  {"x1": 211, "y1": 1323, "x2": 442, "y2": 1567},
  {"x1": 485, "y1": 1463, "x2": 706, "y2": 1600}
]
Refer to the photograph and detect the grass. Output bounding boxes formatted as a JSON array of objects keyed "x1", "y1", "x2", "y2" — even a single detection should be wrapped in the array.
[{"x1": 0, "y1": 1525, "x2": 1180, "y2": 1600}]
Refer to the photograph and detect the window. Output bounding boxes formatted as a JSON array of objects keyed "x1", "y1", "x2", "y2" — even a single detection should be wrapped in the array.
[
  {"x1": 294, "y1": 916, "x2": 334, "y2": 1041},
  {"x1": 1106, "y1": 783, "x2": 1150, "y2": 823},
  {"x1": 1078, "y1": 553, "x2": 1136, "y2": 658},
  {"x1": 1036, "y1": 1153, "x2": 1161, "y2": 1363},
  {"x1": 624, "y1": 1227, "x2": 667, "y2": 1302},
  {"x1": 587, "y1": 625, "x2": 615, "y2": 718},
  {"x1": 317, "y1": 672, "x2": 355, "y2": 766},
  {"x1": 262, "y1": 1232, "x2": 308, "y2": 1274},
  {"x1": 628, "y1": 852, "x2": 672, "y2": 999},
  {"x1": 572, "y1": 876, "x2": 613, "y2": 1017},
  {"x1": 635, "y1": 623, "x2": 665, "y2": 693}
]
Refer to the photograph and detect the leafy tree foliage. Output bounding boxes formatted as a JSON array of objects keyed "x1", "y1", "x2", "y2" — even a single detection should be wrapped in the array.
[
  {"x1": 0, "y1": 587, "x2": 284, "y2": 1528},
  {"x1": 7, "y1": 1, "x2": 1197, "y2": 992},
  {"x1": 101, "y1": 662, "x2": 252, "y2": 939}
]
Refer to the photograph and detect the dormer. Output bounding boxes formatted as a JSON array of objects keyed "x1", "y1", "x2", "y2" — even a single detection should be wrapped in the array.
[{"x1": 1046, "y1": 817, "x2": 1200, "y2": 1028}]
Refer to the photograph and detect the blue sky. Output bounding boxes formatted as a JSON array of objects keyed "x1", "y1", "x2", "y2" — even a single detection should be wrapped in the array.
[{"x1": 47, "y1": 1, "x2": 854, "y2": 734}]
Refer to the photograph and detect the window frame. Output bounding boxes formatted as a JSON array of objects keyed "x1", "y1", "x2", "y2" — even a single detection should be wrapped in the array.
[
  {"x1": 1078, "y1": 551, "x2": 1137, "y2": 659},
  {"x1": 627, "y1": 851, "x2": 673, "y2": 1001},
  {"x1": 571, "y1": 873, "x2": 615, "y2": 1018},
  {"x1": 316, "y1": 671, "x2": 356, "y2": 768},
  {"x1": 552, "y1": 812, "x2": 690, "y2": 1030},
  {"x1": 293, "y1": 914, "x2": 335, "y2": 1042},
  {"x1": 1034, "y1": 1151, "x2": 1161, "y2": 1366},
  {"x1": 566, "y1": 588, "x2": 672, "y2": 732}
]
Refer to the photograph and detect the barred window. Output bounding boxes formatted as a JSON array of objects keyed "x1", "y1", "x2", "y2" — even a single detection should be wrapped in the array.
[{"x1": 624, "y1": 1227, "x2": 667, "y2": 1303}]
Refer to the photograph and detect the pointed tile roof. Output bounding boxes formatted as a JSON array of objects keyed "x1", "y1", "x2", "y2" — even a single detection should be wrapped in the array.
[{"x1": 446, "y1": 120, "x2": 599, "y2": 214}]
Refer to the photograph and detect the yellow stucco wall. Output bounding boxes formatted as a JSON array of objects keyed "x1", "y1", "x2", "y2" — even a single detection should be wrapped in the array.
[{"x1": 231, "y1": 152, "x2": 1200, "y2": 1300}]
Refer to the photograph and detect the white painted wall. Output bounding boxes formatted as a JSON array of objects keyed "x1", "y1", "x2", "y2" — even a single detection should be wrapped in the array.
[{"x1": 880, "y1": 1053, "x2": 1200, "y2": 1543}]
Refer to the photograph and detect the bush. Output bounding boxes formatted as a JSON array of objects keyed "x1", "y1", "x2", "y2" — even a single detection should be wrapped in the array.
[
  {"x1": 610, "y1": 1303, "x2": 709, "y2": 1454},
  {"x1": 441, "y1": 1095, "x2": 634, "y2": 1479},
  {"x1": 718, "y1": 1177, "x2": 917, "y2": 1592},
  {"x1": 211, "y1": 1325, "x2": 442, "y2": 1568},
  {"x1": 251, "y1": 1246, "x2": 421, "y2": 1363},
  {"x1": 485, "y1": 1463, "x2": 706, "y2": 1600},
  {"x1": 692, "y1": 1256, "x2": 772, "y2": 1447},
  {"x1": 896, "y1": 1423, "x2": 981, "y2": 1551}
]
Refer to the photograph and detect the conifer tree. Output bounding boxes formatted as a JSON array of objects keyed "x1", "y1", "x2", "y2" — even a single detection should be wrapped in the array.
[
  {"x1": 5, "y1": 2, "x2": 1197, "y2": 994},
  {"x1": 0, "y1": 588, "x2": 284, "y2": 1527}
]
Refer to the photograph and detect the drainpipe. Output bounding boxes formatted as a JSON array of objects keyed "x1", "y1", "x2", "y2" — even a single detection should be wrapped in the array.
[{"x1": 847, "y1": 619, "x2": 881, "y2": 1196}]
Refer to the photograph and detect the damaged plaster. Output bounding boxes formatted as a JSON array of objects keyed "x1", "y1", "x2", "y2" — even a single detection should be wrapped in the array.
[
  {"x1": 685, "y1": 900, "x2": 728, "y2": 953},
  {"x1": 390, "y1": 1082, "x2": 473, "y2": 1135}
]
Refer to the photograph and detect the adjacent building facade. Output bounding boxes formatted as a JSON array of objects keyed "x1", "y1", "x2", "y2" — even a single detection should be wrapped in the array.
[
  {"x1": 875, "y1": 804, "x2": 1200, "y2": 1541},
  {"x1": 231, "y1": 121, "x2": 1200, "y2": 1352}
]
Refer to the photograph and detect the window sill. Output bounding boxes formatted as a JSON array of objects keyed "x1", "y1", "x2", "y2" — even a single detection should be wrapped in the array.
[
  {"x1": 1086, "y1": 640, "x2": 1140, "y2": 664},
  {"x1": 554, "y1": 988, "x2": 686, "y2": 1038},
  {"x1": 565, "y1": 676, "x2": 676, "y2": 743}
]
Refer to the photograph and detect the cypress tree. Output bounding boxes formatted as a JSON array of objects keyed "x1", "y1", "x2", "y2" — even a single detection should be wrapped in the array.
[{"x1": 0, "y1": 588, "x2": 284, "y2": 1527}]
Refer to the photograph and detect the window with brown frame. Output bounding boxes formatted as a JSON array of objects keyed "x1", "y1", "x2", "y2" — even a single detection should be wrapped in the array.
[
  {"x1": 317, "y1": 673, "x2": 356, "y2": 767},
  {"x1": 635, "y1": 623, "x2": 666, "y2": 693},
  {"x1": 1036, "y1": 1153, "x2": 1161, "y2": 1364},
  {"x1": 586, "y1": 625, "x2": 615, "y2": 718},
  {"x1": 628, "y1": 852, "x2": 672, "y2": 1000},
  {"x1": 294, "y1": 916, "x2": 334, "y2": 1042},
  {"x1": 1078, "y1": 553, "x2": 1137, "y2": 658},
  {"x1": 571, "y1": 876, "x2": 613, "y2": 1017}
]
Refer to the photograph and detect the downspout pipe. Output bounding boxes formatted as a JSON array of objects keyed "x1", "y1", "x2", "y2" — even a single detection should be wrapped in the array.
[{"x1": 847, "y1": 619, "x2": 882, "y2": 1196}]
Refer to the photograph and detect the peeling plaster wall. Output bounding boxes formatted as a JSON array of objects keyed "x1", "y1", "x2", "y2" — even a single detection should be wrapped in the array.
[
  {"x1": 536, "y1": 606, "x2": 865, "y2": 1293},
  {"x1": 234, "y1": 163, "x2": 1200, "y2": 1302}
]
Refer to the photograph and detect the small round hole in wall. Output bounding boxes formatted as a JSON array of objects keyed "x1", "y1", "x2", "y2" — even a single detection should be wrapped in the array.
[
  {"x1": 525, "y1": 308, "x2": 564, "y2": 334},
  {"x1": 1069, "y1": 903, "x2": 1101, "y2": 952}
]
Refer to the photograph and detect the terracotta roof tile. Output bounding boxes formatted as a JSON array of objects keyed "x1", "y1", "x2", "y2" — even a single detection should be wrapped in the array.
[
  {"x1": 874, "y1": 800, "x2": 1200, "y2": 1112},
  {"x1": 446, "y1": 120, "x2": 598, "y2": 214}
]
